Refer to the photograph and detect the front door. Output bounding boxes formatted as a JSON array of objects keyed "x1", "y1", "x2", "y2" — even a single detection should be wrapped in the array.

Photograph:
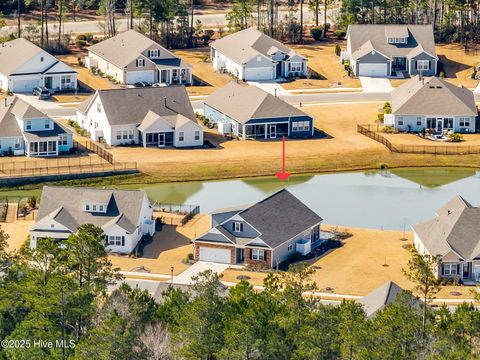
[
  {"x1": 474, "y1": 265, "x2": 480, "y2": 282},
  {"x1": 436, "y1": 119, "x2": 443, "y2": 132},
  {"x1": 276, "y1": 62, "x2": 282, "y2": 77},
  {"x1": 158, "y1": 133, "x2": 165, "y2": 147},
  {"x1": 463, "y1": 262, "x2": 470, "y2": 279},
  {"x1": 44, "y1": 76, "x2": 53, "y2": 89},
  {"x1": 269, "y1": 124, "x2": 276, "y2": 139}
]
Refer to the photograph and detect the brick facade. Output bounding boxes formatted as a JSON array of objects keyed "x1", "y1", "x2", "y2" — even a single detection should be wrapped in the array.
[
  {"x1": 194, "y1": 242, "x2": 236, "y2": 264},
  {"x1": 244, "y1": 248, "x2": 272, "y2": 268}
]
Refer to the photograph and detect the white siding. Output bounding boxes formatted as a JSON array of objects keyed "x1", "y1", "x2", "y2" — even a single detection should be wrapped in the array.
[
  {"x1": 88, "y1": 52, "x2": 126, "y2": 83},
  {"x1": 174, "y1": 121, "x2": 204, "y2": 147}
]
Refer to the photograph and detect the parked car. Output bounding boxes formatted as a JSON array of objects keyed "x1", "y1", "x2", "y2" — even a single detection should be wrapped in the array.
[
  {"x1": 134, "y1": 81, "x2": 152, "y2": 87},
  {"x1": 152, "y1": 83, "x2": 167, "y2": 87},
  {"x1": 32, "y1": 87, "x2": 51, "y2": 100}
]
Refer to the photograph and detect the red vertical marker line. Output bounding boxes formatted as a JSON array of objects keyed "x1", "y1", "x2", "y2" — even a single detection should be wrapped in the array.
[{"x1": 275, "y1": 136, "x2": 291, "y2": 181}]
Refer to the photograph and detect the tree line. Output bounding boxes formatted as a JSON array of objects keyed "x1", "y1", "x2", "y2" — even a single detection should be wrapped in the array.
[{"x1": 1, "y1": 224, "x2": 480, "y2": 359}]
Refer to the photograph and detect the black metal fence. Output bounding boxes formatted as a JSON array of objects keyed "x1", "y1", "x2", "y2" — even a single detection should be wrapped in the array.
[
  {"x1": 152, "y1": 202, "x2": 200, "y2": 226},
  {"x1": 73, "y1": 139, "x2": 114, "y2": 163},
  {"x1": 357, "y1": 124, "x2": 480, "y2": 155}
]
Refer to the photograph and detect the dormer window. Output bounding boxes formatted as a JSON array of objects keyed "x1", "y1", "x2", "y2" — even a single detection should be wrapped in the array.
[
  {"x1": 148, "y1": 49, "x2": 159, "y2": 58},
  {"x1": 26, "y1": 120, "x2": 32, "y2": 130},
  {"x1": 85, "y1": 204, "x2": 90, "y2": 211},
  {"x1": 233, "y1": 222, "x2": 243, "y2": 232},
  {"x1": 136, "y1": 59, "x2": 145, "y2": 67},
  {"x1": 84, "y1": 203, "x2": 107, "y2": 213},
  {"x1": 44, "y1": 119, "x2": 50, "y2": 129}
]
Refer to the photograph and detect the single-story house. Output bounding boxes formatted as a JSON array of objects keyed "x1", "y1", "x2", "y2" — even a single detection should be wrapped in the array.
[
  {"x1": 384, "y1": 76, "x2": 477, "y2": 133},
  {"x1": 204, "y1": 82, "x2": 314, "y2": 139},
  {"x1": 192, "y1": 189, "x2": 323, "y2": 268},
  {"x1": 30, "y1": 186, "x2": 155, "y2": 253},
  {"x1": 412, "y1": 195, "x2": 480, "y2": 282},
  {"x1": 343, "y1": 25, "x2": 438, "y2": 77},
  {"x1": 0, "y1": 96, "x2": 73, "y2": 157},
  {"x1": 86, "y1": 30, "x2": 192, "y2": 85},
  {"x1": 358, "y1": 281, "x2": 422, "y2": 318},
  {"x1": 210, "y1": 27, "x2": 307, "y2": 81},
  {"x1": 76, "y1": 87, "x2": 203, "y2": 147},
  {"x1": 0, "y1": 38, "x2": 77, "y2": 93}
]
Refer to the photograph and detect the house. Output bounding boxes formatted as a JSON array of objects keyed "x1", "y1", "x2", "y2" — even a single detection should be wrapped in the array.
[
  {"x1": 343, "y1": 25, "x2": 438, "y2": 77},
  {"x1": 384, "y1": 76, "x2": 477, "y2": 133},
  {"x1": 192, "y1": 189, "x2": 323, "y2": 268},
  {"x1": 203, "y1": 82, "x2": 314, "y2": 139},
  {"x1": 0, "y1": 38, "x2": 77, "y2": 93},
  {"x1": 210, "y1": 28, "x2": 307, "y2": 81},
  {"x1": 412, "y1": 195, "x2": 480, "y2": 282},
  {"x1": 76, "y1": 87, "x2": 203, "y2": 147},
  {"x1": 30, "y1": 186, "x2": 155, "y2": 253},
  {"x1": 85, "y1": 30, "x2": 192, "y2": 85},
  {"x1": 358, "y1": 281, "x2": 422, "y2": 318},
  {"x1": 0, "y1": 96, "x2": 73, "y2": 156}
]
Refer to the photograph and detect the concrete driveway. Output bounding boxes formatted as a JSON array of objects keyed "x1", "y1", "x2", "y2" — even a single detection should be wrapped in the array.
[
  {"x1": 247, "y1": 81, "x2": 289, "y2": 96},
  {"x1": 172, "y1": 261, "x2": 230, "y2": 285},
  {"x1": 359, "y1": 76, "x2": 393, "y2": 93},
  {"x1": 16, "y1": 94, "x2": 77, "y2": 117}
]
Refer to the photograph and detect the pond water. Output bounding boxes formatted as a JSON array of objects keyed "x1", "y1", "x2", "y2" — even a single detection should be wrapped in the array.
[{"x1": 2, "y1": 167, "x2": 480, "y2": 230}]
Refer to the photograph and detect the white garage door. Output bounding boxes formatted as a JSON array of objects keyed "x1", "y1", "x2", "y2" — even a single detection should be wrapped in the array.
[
  {"x1": 358, "y1": 63, "x2": 388, "y2": 77},
  {"x1": 199, "y1": 247, "x2": 231, "y2": 264},
  {"x1": 11, "y1": 79, "x2": 40, "y2": 93},
  {"x1": 244, "y1": 67, "x2": 274, "y2": 81},
  {"x1": 126, "y1": 71, "x2": 155, "y2": 84}
]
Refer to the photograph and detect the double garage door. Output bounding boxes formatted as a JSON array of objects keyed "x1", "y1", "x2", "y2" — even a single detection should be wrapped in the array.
[
  {"x1": 244, "y1": 67, "x2": 274, "y2": 81},
  {"x1": 11, "y1": 78, "x2": 40, "y2": 93},
  {"x1": 358, "y1": 63, "x2": 388, "y2": 77},
  {"x1": 126, "y1": 70, "x2": 155, "y2": 84},
  {"x1": 198, "y1": 247, "x2": 231, "y2": 264}
]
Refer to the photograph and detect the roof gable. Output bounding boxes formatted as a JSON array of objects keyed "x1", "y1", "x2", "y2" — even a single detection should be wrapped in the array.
[{"x1": 0, "y1": 38, "x2": 45, "y2": 75}]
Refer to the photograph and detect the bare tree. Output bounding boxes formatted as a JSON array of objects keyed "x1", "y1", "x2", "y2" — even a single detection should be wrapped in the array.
[{"x1": 140, "y1": 322, "x2": 172, "y2": 360}]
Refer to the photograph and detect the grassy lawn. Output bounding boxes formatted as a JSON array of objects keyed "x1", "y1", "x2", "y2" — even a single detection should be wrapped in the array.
[
  {"x1": 52, "y1": 94, "x2": 91, "y2": 103},
  {"x1": 109, "y1": 214, "x2": 210, "y2": 276},
  {"x1": 285, "y1": 42, "x2": 361, "y2": 90},
  {"x1": 436, "y1": 43, "x2": 479, "y2": 88}
]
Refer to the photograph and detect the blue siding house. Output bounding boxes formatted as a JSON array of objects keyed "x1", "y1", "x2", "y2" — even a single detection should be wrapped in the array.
[
  {"x1": 204, "y1": 82, "x2": 314, "y2": 140},
  {"x1": 0, "y1": 96, "x2": 73, "y2": 157}
]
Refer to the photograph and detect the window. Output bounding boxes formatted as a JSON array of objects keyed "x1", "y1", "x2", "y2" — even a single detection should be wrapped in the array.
[
  {"x1": 123, "y1": 130, "x2": 128, "y2": 140},
  {"x1": 443, "y1": 263, "x2": 457, "y2": 276},
  {"x1": 136, "y1": 58, "x2": 145, "y2": 67},
  {"x1": 233, "y1": 222, "x2": 243, "y2": 232},
  {"x1": 128, "y1": 129, "x2": 134, "y2": 140},
  {"x1": 257, "y1": 56, "x2": 262, "y2": 62},
  {"x1": 443, "y1": 118, "x2": 453, "y2": 129},
  {"x1": 388, "y1": 37, "x2": 394, "y2": 44},
  {"x1": 116, "y1": 131, "x2": 122, "y2": 140},
  {"x1": 99, "y1": 205, "x2": 104, "y2": 212},
  {"x1": 40, "y1": 56, "x2": 44, "y2": 62},
  {"x1": 194, "y1": 131, "x2": 200, "y2": 141},
  {"x1": 108, "y1": 236, "x2": 125, "y2": 246},
  {"x1": 85, "y1": 204, "x2": 90, "y2": 211},
  {"x1": 252, "y1": 249, "x2": 265, "y2": 261},
  {"x1": 459, "y1": 117, "x2": 471, "y2": 127},
  {"x1": 51, "y1": 224, "x2": 54, "y2": 228},
  {"x1": 416, "y1": 121, "x2": 422, "y2": 126},
  {"x1": 148, "y1": 49, "x2": 159, "y2": 58},
  {"x1": 92, "y1": 205, "x2": 97, "y2": 211},
  {"x1": 290, "y1": 62, "x2": 302, "y2": 72},
  {"x1": 59, "y1": 135, "x2": 68, "y2": 145},
  {"x1": 417, "y1": 60, "x2": 430, "y2": 70},
  {"x1": 292, "y1": 121, "x2": 310, "y2": 132},
  {"x1": 97, "y1": 103, "x2": 102, "y2": 113},
  {"x1": 287, "y1": 240, "x2": 293, "y2": 252},
  {"x1": 14, "y1": 138, "x2": 21, "y2": 149},
  {"x1": 172, "y1": 69, "x2": 178, "y2": 78},
  {"x1": 416, "y1": 117, "x2": 422, "y2": 126},
  {"x1": 26, "y1": 121, "x2": 32, "y2": 130},
  {"x1": 61, "y1": 75, "x2": 71, "y2": 85},
  {"x1": 398, "y1": 120, "x2": 404, "y2": 126},
  {"x1": 178, "y1": 131, "x2": 184, "y2": 142},
  {"x1": 44, "y1": 119, "x2": 50, "y2": 129}
]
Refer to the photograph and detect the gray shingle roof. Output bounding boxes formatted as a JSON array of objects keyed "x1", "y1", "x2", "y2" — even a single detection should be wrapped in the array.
[
  {"x1": 237, "y1": 189, "x2": 323, "y2": 248},
  {"x1": 391, "y1": 76, "x2": 477, "y2": 116},
  {"x1": 210, "y1": 27, "x2": 301, "y2": 64},
  {"x1": 205, "y1": 82, "x2": 310, "y2": 124},
  {"x1": 79, "y1": 87, "x2": 196, "y2": 126},
  {"x1": 347, "y1": 24, "x2": 437, "y2": 61},
  {"x1": 0, "y1": 38, "x2": 44, "y2": 75},
  {"x1": 358, "y1": 281, "x2": 421, "y2": 317},
  {"x1": 412, "y1": 196, "x2": 480, "y2": 260},
  {"x1": 0, "y1": 98, "x2": 24, "y2": 137},
  {"x1": 23, "y1": 122, "x2": 72, "y2": 141},
  {"x1": 33, "y1": 186, "x2": 149, "y2": 234}
]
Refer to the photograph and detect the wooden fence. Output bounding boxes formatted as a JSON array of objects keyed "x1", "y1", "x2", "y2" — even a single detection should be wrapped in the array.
[{"x1": 357, "y1": 124, "x2": 480, "y2": 155}]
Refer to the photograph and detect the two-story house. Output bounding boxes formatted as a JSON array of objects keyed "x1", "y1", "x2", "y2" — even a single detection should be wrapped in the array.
[
  {"x1": 0, "y1": 96, "x2": 73, "y2": 157},
  {"x1": 210, "y1": 28, "x2": 307, "y2": 81},
  {"x1": 30, "y1": 186, "x2": 155, "y2": 254},
  {"x1": 76, "y1": 87, "x2": 203, "y2": 147},
  {"x1": 193, "y1": 189, "x2": 323, "y2": 268},
  {"x1": 85, "y1": 30, "x2": 192, "y2": 85},
  {"x1": 0, "y1": 38, "x2": 77, "y2": 93},
  {"x1": 413, "y1": 195, "x2": 480, "y2": 283}
]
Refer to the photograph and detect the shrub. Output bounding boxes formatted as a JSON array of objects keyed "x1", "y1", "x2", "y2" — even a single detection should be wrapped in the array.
[
  {"x1": 439, "y1": 71, "x2": 445, "y2": 78},
  {"x1": 27, "y1": 196, "x2": 37, "y2": 209},
  {"x1": 377, "y1": 113, "x2": 385, "y2": 122},
  {"x1": 335, "y1": 44, "x2": 341, "y2": 56},
  {"x1": 383, "y1": 102, "x2": 391, "y2": 114},
  {"x1": 383, "y1": 126, "x2": 394, "y2": 133},
  {"x1": 77, "y1": 34, "x2": 87, "y2": 41},
  {"x1": 334, "y1": 30, "x2": 346, "y2": 39},
  {"x1": 448, "y1": 133, "x2": 463, "y2": 142},
  {"x1": 310, "y1": 26, "x2": 323, "y2": 41},
  {"x1": 76, "y1": 39, "x2": 87, "y2": 47},
  {"x1": 200, "y1": 54, "x2": 209, "y2": 62}
]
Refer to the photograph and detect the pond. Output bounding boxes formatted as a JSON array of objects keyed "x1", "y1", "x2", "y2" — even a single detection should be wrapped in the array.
[{"x1": 1, "y1": 167, "x2": 479, "y2": 230}]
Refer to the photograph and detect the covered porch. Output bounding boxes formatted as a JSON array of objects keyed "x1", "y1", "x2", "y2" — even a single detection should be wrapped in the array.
[
  {"x1": 140, "y1": 131, "x2": 174, "y2": 147},
  {"x1": 441, "y1": 261, "x2": 480, "y2": 283},
  {"x1": 155, "y1": 59, "x2": 193, "y2": 85},
  {"x1": 26, "y1": 139, "x2": 59, "y2": 156},
  {"x1": 244, "y1": 122, "x2": 289, "y2": 140}
]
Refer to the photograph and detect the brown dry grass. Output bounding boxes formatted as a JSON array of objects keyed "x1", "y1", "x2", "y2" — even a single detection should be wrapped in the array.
[
  {"x1": 109, "y1": 214, "x2": 210, "y2": 275},
  {"x1": 383, "y1": 132, "x2": 480, "y2": 147},
  {"x1": 284, "y1": 42, "x2": 361, "y2": 90},
  {"x1": 53, "y1": 95, "x2": 91, "y2": 103},
  {"x1": 436, "y1": 43, "x2": 479, "y2": 88},
  {"x1": 1, "y1": 220, "x2": 33, "y2": 251}
]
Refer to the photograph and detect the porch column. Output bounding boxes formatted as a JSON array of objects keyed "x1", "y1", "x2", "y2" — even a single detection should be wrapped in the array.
[
  {"x1": 179, "y1": 69, "x2": 183, "y2": 84},
  {"x1": 168, "y1": 70, "x2": 172, "y2": 85},
  {"x1": 243, "y1": 125, "x2": 246, "y2": 140},
  {"x1": 264, "y1": 125, "x2": 267, "y2": 139},
  {"x1": 143, "y1": 132, "x2": 147, "y2": 148},
  {"x1": 55, "y1": 140, "x2": 59, "y2": 156}
]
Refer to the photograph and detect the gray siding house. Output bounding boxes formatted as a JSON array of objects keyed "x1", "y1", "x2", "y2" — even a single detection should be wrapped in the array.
[
  {"x1": 384, "y1": 76, "x2": 477, "y2": 133},
  {"x1": 210, "y1": 28, "x2": 307, "y2": 81},
  {"x1": 413, "y1": 196, "x2": 480, "y2": 283},
  {"x1": 204, "y1": 82, "x2": 314, "y2": 139},
  {"x1": 344, "y1": 25, "x2": 438, "y2": 77},
  {"x1": 193, "y1": 189, "x2": 323, "y2": 268},
  {"x1": 0, "y1": 97, "x2": 73, "y2": 157}
]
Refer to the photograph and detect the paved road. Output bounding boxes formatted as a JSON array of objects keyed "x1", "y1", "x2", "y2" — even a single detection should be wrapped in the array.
[{"x1": 1, "y1": 9, "x2": 335, "y2": 37}]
